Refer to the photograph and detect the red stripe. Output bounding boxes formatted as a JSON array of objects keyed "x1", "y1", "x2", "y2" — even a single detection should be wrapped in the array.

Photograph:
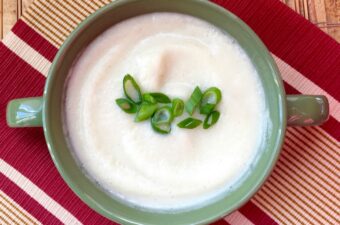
[
  {"x1": 283, "y1": 82, "x2": 300, "y2": 95},
  {"x1": 0, "y1": 44, "x2": 116, "y2": 225},
  {"x1": 11, "y1": 20, "x2": 58, "y2": 62},
  {"x1": 320, "y1": 116, "x2": 340, "y2": 141},
  {"x1": 239, "y1": 201, "x2": 278, "y2": 225},
  {"x1": 212, "y1": 0, "x2": 340, "y2": 100},
  {"x1": 0, "y1": 173, "x2": 62, "y2": 225},
  {"x1": 284, "y1": 81, "x2": 339, "y2": 141}
]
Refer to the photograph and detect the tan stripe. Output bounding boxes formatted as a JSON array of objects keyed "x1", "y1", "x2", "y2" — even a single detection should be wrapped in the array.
[
  {"x1": 280, "y1": 151, "x2": 338, "y2": 198},
  {"x1": 301, "y1": 127, "x2": 340, "y2": 160},
  {"x1": 23, "y1": 12, "x2": 63, "y2": 46},
  {"x1": 0, "y1": 201, "x2": 30, "y2": 225},
  {"x1": 277, "y1": 149, "x2": 339, "y2": 208},
  {"x1": 264, "y1": 181, "x2": 326, "y2": 225},
  {"x1": 46, "y1": 1, "x2": 80, "y2": 26},
  {"x1": 86, "y1": 0, "x2": 102, "y2": 10},
  {"x1": 267, "y1": 173, "x2": 337, "y2": 223},
  {"x1": 270, "y1": 171, "x2": 339, "y2": 221},
  {"x1": 288, "y1": 129, "x2": 339, "y2": 173},
  {"x1": 0, "y1": 192, "x2": 39, "y2": 225},
  {"x1": 99, "y1": 0, "x2": 112, "y2": 5},
  {"x1": 311, "y1": 126, "x2": 340, "y2": 148},
  {"x1": 29, "y1": 6, "x2": 69, "y2": 38},
  {"x1": 82, "y1": 1, "x2": 98, "y2": 11},
  {"x1": 0, "y1": 213, "x2": 16, "y2": 225},
  {"x1": 34, "y1": 0, "x2": 74, "y2": 32},
  {"x1": 69, "y1": 0, "x2": 93, "y2": 15},
  {"x1": 62, "y1": 0, "x2": 89, "y2": 18},
  {"x1": 272, "y1": 162, "x2": 339, "y2": 224},
  {"x1": 54, "y1": 0, "x2": 86, "y2": 23},
  {"x1": 103, "y1": 0, "x2": 113, "y2": 4},
  {"x1": 291, "y1": 127, "x2": 339, "y2": 166},
  {"x1": 90, "y1": 0, "x2": 102, "y2": 8},
  {"x1": 0, "y1": 215, "x2": 7, "y2": 225},
  {"x1": 97, "y1": 0, "x2": 106, "y2": 4},
  {"x1": 81, "y1": 0, "x2": 98, "y2": 12},
  {"x1": 283, "y1": 141, "x2": 338, "y2": 197},
  {"x1": 40, "y1": 1, "x2": 77, "y2": 28},
  {"x1": 22, "y1": 0, "x2": 92, "y2": 46},
  {"x1": 0, "y1": 205, "x2": 20, "y2": 225},
  {"x1": 286, "y1": 130, "x2": 339, "y2": 185},
  {"x1": 259, "y1": 185, "x2": 313, "y2": 224},
  {"x1": 255, "y1": 191, "x2": 297, "y2": 225},
  {"x1": 285, "y1": 133, "x2": 339, "y2": 188},
  {"x1": 95, "y1": 0, "x2": 104, "y2": 5},
  {"x1": 93, "y1": 0, "x2": 106, "y2": 8}
]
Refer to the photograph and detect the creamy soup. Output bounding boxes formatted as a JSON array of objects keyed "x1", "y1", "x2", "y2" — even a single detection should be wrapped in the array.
[{"x1": 64, "y1": 13, "x2": 267, "y2": 210}]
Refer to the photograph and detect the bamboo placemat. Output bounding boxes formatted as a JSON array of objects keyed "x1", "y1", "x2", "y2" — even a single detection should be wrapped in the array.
[
  {"x1": 1, "y1": 0, "x2": 340, "y2": 42},
  {"x1": 0, "y1": 0, "x2": 339, "y2": 225}
]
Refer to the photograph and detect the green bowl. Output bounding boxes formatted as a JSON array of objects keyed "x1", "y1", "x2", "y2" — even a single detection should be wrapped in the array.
[{"x1": 6, "y1": 0, "x2": 329, "y2": 224}]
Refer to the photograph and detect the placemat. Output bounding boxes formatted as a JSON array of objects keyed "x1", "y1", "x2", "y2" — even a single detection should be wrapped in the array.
[{"x1": 0, "y1": 0, "x2": 339, "y2": 224}]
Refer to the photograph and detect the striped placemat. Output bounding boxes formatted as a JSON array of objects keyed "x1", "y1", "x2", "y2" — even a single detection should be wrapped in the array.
[{"x1": 0, "y1": 0, "x2": 339, "y2": 224}]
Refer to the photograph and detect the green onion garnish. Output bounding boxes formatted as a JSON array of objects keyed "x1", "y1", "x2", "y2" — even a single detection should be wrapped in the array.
[
  {"x1": 116, "y1": 74, "x2": 223, "y2": 134},
  {"x1": 143, "y1": 93, "x2": 157, "y2": 104},
  {"x1": 203, "y1": 111, "x2": 220, "y2": 129},
  {"x1": 200, "y1": 87, "x2": 222, "y2": 114},
  {"x1": 135, "y1": 102, "x2": 157, "y2": 122},
  {"x1": 123, "y1": 74, "x2": 142, "y2": 104},
  {"x1": 149, "y1": 92, "x2": 171, "y2": 103},
  {"x1": 115, "y1": 98, "x2": 138, "y2": 114},
  {"x1": 177, "y1": 117, "x2": 202, "y2": 129},
  {"x1": 172, "y1": 98, "x2": 184, "y2": 117},
  {"x1": 151, "y1": 106, "x2": 173, "y2": 134},
  {"x1": 185, "y1": 86, "x2": 202, "y2": 115}
]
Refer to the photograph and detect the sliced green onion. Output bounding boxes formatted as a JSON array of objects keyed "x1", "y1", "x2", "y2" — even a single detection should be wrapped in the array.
[
  {"x1": 152, "y1": 122, "x2": 171, "y2": 134},
  {"x1": 203, "y1": 111, "x2": 220, "y2": 129},
  {"x1": 200, "y1": 87, "x2": 222, "y2": 114},
  {"x1": 143, "y1": 93, "x2": 157, "y2": 104},
  {"x1": 185, "y1": 86, "x2": 202, "y2": 115},
  {"x1": 115, "y1": 98, "x2": 138, "y2": 114},
  {"x1": 152, "y1": 106, "x2": 173, "y2": 123},
  {"x1": 135, "y1": 102, "x2": 157, "y2": 122},
  {"x1": 177, "y1": 117, "x2": 202, "y2": 129},
  {"x1": 123, "y1": 74, "x2": 142, "y2": 104},
  {"x1": 151, "y1": 106, "x2": 173, "y2": 134},
  {"x1": 172, "y1": 98, "x2": 184, "y2": 117},
  {"x1": 200, "y1": 104, "x2": 215, "y2": 115},
  {"x1": 149, "y1": 92, "x2": 171, "y2": 103}
]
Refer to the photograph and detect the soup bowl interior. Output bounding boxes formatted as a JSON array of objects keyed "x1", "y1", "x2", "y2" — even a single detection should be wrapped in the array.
[{"x1": 43, "y1": 0, "x2": 286, "y2": 224}]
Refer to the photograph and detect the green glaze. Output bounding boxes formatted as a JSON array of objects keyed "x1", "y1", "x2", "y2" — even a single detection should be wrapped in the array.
[
  {"x1": 5, "y1": 0, "x2": 330, "y2": 224},
  {"x1": 6, "y1": 97, "x2": 43, "y2": 127},
  {"x1": 286, "y1": 95, "x2": 329, "y2": 126}
]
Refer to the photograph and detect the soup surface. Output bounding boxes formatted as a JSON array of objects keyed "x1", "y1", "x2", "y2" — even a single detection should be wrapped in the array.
[{"x1": 65, "y1": 13, "x2": 267, "y2": 210}]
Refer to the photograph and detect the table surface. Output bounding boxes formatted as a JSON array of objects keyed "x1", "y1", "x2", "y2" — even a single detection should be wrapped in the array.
[{"x1": 0, "y1": 0, "x2": 339, "y2": 42}]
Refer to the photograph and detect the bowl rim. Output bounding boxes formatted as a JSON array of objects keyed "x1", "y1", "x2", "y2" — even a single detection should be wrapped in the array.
[{"x1": 42, "y1": 0, "x2": 286, "y2": 224}]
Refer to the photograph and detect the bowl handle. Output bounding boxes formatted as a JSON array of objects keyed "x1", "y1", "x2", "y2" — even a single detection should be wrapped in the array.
[
  {"x1": 6, "y1": 95, "x2": 329, "y2": 128},
  {"x1": 286, "y1": 95, "x2": 329, "y2": 126},
  {"x1": 6, "y1": 97, "x2": 43, "y2": 127}
]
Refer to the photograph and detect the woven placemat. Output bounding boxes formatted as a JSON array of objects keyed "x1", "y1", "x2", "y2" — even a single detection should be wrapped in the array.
[{"x1": 0, "y1": 0, "x2": 339, "y2": 224}]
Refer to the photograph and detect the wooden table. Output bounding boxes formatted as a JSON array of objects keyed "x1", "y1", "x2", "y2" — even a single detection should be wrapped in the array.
[{"x1": 0, "y1": 0, "x2": 339, "y2": 42}]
